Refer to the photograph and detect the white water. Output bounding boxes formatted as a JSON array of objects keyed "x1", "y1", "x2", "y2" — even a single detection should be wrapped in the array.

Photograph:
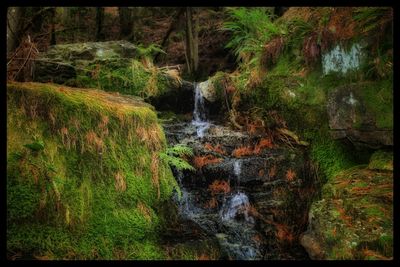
[
  {"x1": 220, "y1": 192, "x2": 254, "y2": 224},
  {"x1": 192, "y1": 83, "x2": 210, "y2": 138},
  {"x1": 233, "y1": 160, "x2": 242, "y2": 178}
]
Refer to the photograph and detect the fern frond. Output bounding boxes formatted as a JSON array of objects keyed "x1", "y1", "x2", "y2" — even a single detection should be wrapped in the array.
[{"x1": 159, "y1": 144, "x2": 195, "y2": 171}]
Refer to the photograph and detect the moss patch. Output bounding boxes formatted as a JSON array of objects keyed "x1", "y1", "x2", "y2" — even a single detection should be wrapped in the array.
[
  {"x1": 308, "y1": 166, "x2": 393, "y2": 260},
  {"x1": 368, "y1": 150, "x2": 393, "y2": 171},
  {"x1": 7, "y1": 82, "x2": 179, "y2": 259}
]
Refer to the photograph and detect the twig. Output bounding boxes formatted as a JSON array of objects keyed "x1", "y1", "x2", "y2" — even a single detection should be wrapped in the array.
[{"x1": 13, "y1": 41, "x2": 34, "y2": 80}]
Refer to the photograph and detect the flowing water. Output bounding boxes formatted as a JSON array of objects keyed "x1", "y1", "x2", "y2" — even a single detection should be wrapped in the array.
[
  {"x1": 164, "y1": 81, "x2": 312, "y2": 260},
  {"x1": 168, "y1": 82, "x2": 264, "y2": 259},
  {"x1": 192, "y1": 83, "x2": 210, "y2": 138}
]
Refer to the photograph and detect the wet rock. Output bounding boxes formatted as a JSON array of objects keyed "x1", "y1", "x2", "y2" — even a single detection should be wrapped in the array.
[
  {"x1": 198, "y1": 80, "x2": 216, "y2": 102},
  {"x1": 302, "y1": 165, "x2": 393, "y2": 260},
  {"x1": 300, "y1": 233, "x2": 325, "y2": 259},
  {"x1": 149, "y1": 80, "x2": 194, "y2": 113},
  {"x1": 327, "y1": 83, "x2": 393, "y2": 149}
]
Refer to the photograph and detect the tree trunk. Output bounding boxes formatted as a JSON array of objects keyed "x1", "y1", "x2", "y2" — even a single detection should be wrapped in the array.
[
  {"x1": 119, "y1": 7, "x2": 133, "y2": 40},
  {"x1": 155, "y1": 7, "x2": 185, "y2": 63},
  {"x1": 95, "y1": 7, "x2": 105, "y2": 41},
  {"x1": 30, "y1": 7, "x2": 44, "y2": 34},
  {"x1": 185, "y1": 7, "x2": 199, "y2": 77},
  {"x1": 50, "y1": 8, "x2": 56, "y2": 45},
  {"x1": 7, "y1": 7, "x2": 25, "y2": 53}
]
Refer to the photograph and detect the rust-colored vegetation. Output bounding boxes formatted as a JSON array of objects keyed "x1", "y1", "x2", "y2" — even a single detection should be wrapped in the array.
[
  {"x1": 285, "y1": 169, "x2": 296, "y2": 182},
  {"x1": 208, "y1": 180, "x2": 231, "y2": 195},
  {"x1": 193, "y1": 155, "x2": 223, "y2": 169},
  {"x1": 232, "y1": 137, "x2": 274, "y2": 158},
  {"x1": 204, "y1": 142, "x2": 226, "y2": 155}
]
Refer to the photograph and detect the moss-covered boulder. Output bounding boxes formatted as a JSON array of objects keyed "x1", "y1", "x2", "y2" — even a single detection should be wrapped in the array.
[
  {"x1": 368, "y1": 150, "x2": 393, "y2": 171},
  {"x1": 327, "y1": 82, "x2": 393, "y2": 149},
  {"x1": 7, "y1": 82, "x2": 179, "y2": 259},
  {"x1": 301, "y1": 164, "x2": 393, "y2": 260},
  {"x1": 33, "y1": 41, "x2": 180, "y2": 98}
]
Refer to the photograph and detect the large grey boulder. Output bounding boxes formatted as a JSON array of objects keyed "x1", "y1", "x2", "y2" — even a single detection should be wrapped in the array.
[{"x1": 34, "y1": 40, "x2": 137, "y2": 84}]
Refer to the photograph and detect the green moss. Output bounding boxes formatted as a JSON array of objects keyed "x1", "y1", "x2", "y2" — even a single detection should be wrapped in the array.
[
  {"x1": 368, "y1": 150, "x2": 393, "y2": 171},
  {"x1": 7, "y1": 82, "x2": 179, "y2": 259},
  {"x1": 360, "y1": 79, "x2": 393, "y2": 129},
  {"x1": 304, "y1": 128, "x2": 362, "y2": 180}
]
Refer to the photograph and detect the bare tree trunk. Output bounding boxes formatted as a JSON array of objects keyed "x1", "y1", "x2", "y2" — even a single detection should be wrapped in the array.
[
  {"x1": 154, "y1": 7, "x2": 185, "y2": 62},
  {"x1": 50, "y1": 8, "x2": 56, "y2": 45},
  {"x1": 95, "y1": 7, "x2": 105, "y2": 41},
  {"x1": 7, "y1": 7, "x2": 25, "y2": 53},
  {"x1": 30, "y1": 7, "x2": 44, "y2": 34},
  {"x1": 185, "y1": 7, "x2": 199, "y2": 77},
  {"x1": 119, "y1": 7, "x2": 133, "y2": 40}
]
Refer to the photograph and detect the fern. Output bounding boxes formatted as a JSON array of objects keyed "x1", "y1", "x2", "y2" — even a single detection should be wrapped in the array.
[
  {"x1": 222, "y1": 7, "x2": 286, "y2": 70},
  {"x1": 136, "y1": 43, "x2": 166, "y2": 62},
  {"x1": 159, "y1": 144, "x2": 195, "y2": 171}
]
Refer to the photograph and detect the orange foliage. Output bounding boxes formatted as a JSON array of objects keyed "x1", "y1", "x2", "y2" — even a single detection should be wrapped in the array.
[
  {"x1": 246, "y1": 119, "x2": 265, "y2": 135},
  {"x1": 268, "y1": 165, "x2": 277, "y2": 178},
  {"x1": 204, "y1": 143, "x2": 226, "y2": 155},
  {"x1": 275, "y1": 223, "x2": 294, "y2": 244},
  {"x1": 252, "y1": 234, "x2": 262, "y2": 244},
  {"x1": 362, "y1": 249, "x2": 391, "y2": 260},
  {"x1": 232, "y1": 145, "x2": 254, "y2": 158},
  {"x1": 204, "y1": 197, "x2": 218, "y2": 209},
  {"x1": 286, "y1": 169, "x2": 296, "y2": 182},
  {"x1": 254, "y1": 137, "x2": 273, "y2": 154},
  {"x1": 232, "y1": 137, "x2": 274, "y2": 157},
  {"x1": 197, "y1": 254, "x2": 210, "y2": 260},
  {"x1": 193, "y1": 155, "x2": 223, "y2": 169},
  {"x1": 208, "y1": 180, "x2": 231, "y2": 195}
]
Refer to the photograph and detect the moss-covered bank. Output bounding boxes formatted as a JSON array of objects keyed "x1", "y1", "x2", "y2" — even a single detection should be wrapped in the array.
[{"x1": 7, "y1": 82, "x2": 179, "y2": 259}]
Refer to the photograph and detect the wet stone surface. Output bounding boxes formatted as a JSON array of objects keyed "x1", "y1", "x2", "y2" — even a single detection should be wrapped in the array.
[{"x1": 161, "y1": 84, "x2": 318, "y2": 259}]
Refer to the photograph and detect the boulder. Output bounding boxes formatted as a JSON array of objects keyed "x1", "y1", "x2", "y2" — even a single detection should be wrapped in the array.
[
  {"x1": 301, "y1": 165, "x2": 393, "y2": 260},
  {"x1": 148, "y1": 80, "x2": 194, "y2": 114},
  {"x1": 198, "y1": 80, "x2": 217, "y2": 102},
  {"x1": 327, "y1": 83, "x2": 393, "y2": 149},
  {"x1": 34, "y1": 40, "x2": 137, "y2": 84}
]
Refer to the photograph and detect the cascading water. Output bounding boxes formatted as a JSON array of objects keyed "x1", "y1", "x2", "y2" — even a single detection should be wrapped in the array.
[
  {"x1": 164, "y1": 80, "x2": 312, "y2": 260},
  {"x1": 220, "y1": 192, "x2": 254, "y2": 224},
  {"x1": 192, "y1": 83, "x2": 210, "y2": 138}
]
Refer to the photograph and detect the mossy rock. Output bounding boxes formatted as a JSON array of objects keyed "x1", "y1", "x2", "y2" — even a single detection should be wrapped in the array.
[
  {"x1": 368, "y1": 150, "x2": 393, "y2": 171},
  {"x1": 7, "y1": 82, "x2": 179, "y2": 259},
  {"x1": 327, "y1": 82, "x2": 393, "y2": 149},
  {"x1": 34, "y1": 41, "x2": 180, "y2": 98},
  {"x1": 302, "y1": 165, "x2": 393, "y2": 260}
]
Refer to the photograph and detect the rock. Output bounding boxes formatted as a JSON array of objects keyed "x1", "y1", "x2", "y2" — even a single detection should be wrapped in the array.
[
  {"x1": 198, "y1": 80, "x2": 217, "y2": 102},
  {"x1": 300, "y1": 234, "x2": 325, "y2": 259},
  {"x1": 368, "y1": 150, "x2": 393, "y2": 171},
  {"x1": 327, "y1": 83, "x2": 393, "y2": 149},
  {"x1": 302, "y1": 166, "x2": 393, "y2": 260},
  {"x1": 34, "y1": 40, "x2": 137, "y2": 84},
  {"x1": 148, "y1": 80, "x2": 194, "y2": 114}
]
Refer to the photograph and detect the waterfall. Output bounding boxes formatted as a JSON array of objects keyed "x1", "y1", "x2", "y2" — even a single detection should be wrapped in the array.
[
  {"x1": 220, "y1": 192, "x2": 254, "y2": 224},
  {"x1": 233, "y1": 160, "x2": 242, "y2": 179},
  {"x1": 192, "y1": 83, "x2": 210, "y2": 138}
]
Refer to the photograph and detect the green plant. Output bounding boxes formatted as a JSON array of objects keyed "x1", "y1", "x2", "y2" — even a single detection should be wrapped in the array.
[
  {"x1": 136, "y1": 43, "x2": 166, "y2": 63},
  {"x1": 222, "y1": 7, "x2": 285, "y2": 69},
  {"x1": 159, "y1": 144, "x2": 195, "y2": 171}
]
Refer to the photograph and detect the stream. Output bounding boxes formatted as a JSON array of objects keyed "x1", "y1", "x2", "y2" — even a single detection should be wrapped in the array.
[{"x1": 163, "y1": 82, "x2": 315, "y2": 260}]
